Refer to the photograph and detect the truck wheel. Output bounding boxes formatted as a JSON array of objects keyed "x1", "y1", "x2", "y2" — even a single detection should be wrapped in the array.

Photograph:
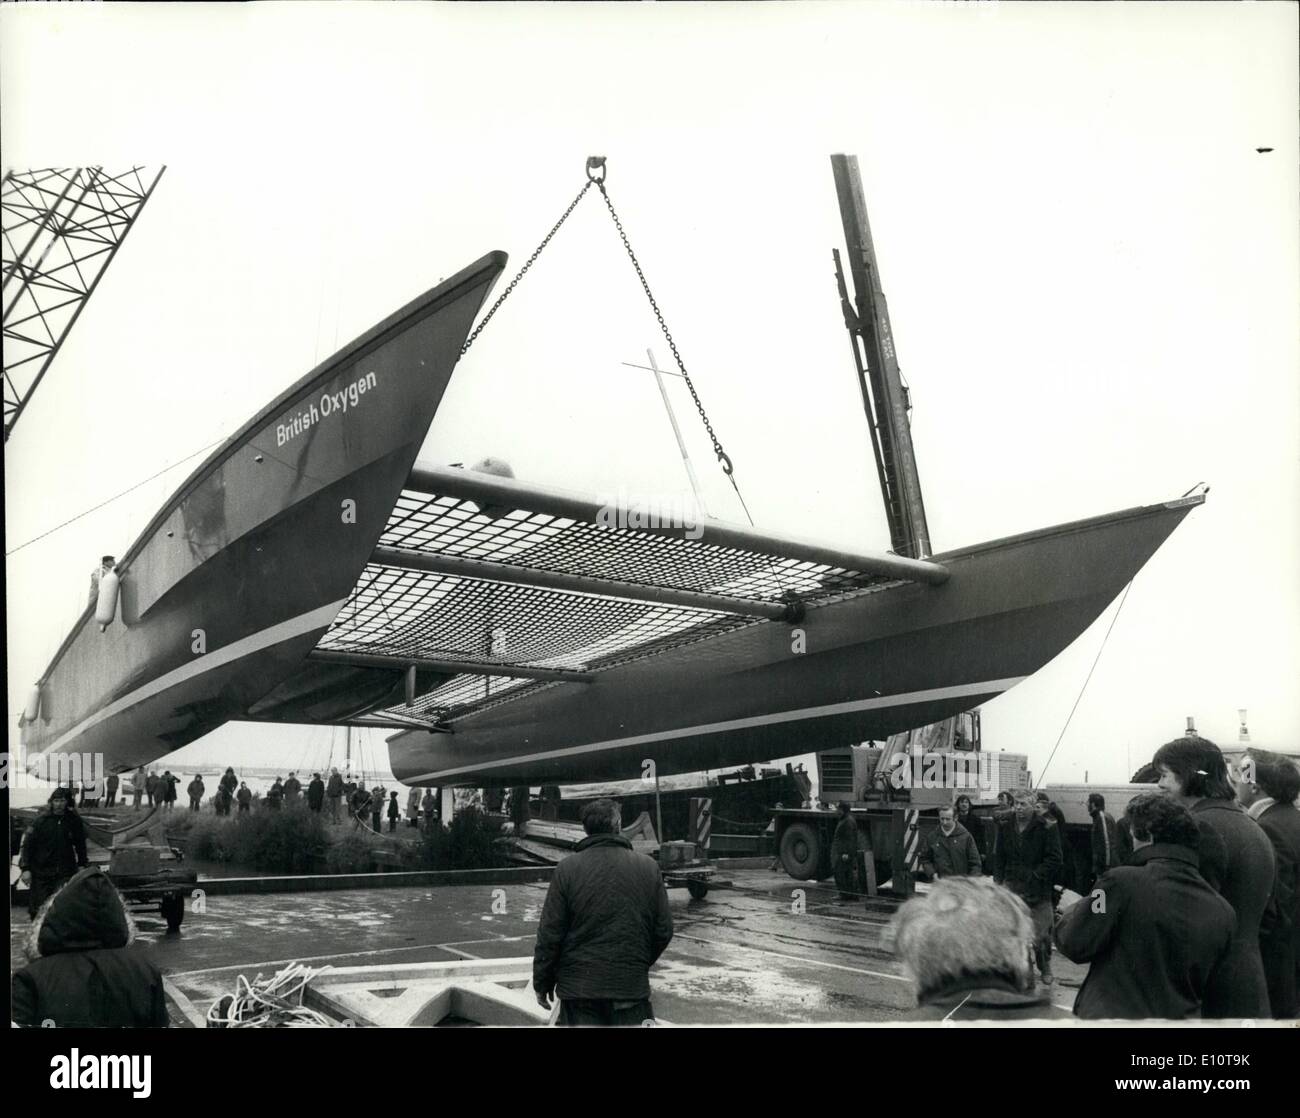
[
  {"x1": 161, "y1": 893, "x2": 184, "y2": 932},
  {"x1": 779, "y1": 823, "x2": 823, "y2": 880},
  {"x1": 686, "y1": 881, "x2": 709, "y2": 901}
]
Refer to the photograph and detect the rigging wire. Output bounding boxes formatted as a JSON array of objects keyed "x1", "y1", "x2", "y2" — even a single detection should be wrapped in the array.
[
  {"x1": 1034, "y1": 579, "x2": 1135, "y2": 787},
  {"x1": 6, "y1": 436, "x2": 226, "y2": 557}
]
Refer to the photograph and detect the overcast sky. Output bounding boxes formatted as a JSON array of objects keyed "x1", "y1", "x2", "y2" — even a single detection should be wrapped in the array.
[{"x1": 4, "y1": 2, "x2": 1297, "y2": 787}]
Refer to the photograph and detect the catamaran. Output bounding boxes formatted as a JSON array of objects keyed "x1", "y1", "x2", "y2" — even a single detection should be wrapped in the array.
[{"x1": 21, "y1": 159, "x2": 1206, "y2": 790}]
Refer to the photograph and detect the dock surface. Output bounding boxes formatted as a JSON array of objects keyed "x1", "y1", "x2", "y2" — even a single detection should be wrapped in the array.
[{"x1": 11, "y1": 868, "x2": 1083, "y2": 1025}]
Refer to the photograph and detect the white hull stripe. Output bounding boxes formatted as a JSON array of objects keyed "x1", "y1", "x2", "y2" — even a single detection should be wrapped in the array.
[
  {"x1": 408, "y1": 676, "x2": 1027, "y2": 782},
  {"x1": 35, "y1": 599, "x2": 351, "y2": 758}
]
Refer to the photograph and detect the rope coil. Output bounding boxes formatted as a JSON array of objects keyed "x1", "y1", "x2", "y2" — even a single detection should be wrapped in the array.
[{"x1": 205, "y1": 962, "x2": 341, "y2": 1028}]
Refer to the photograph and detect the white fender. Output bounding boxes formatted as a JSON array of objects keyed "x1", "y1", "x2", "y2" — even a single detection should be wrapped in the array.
[
  {"x1": 23, "y1": 684, "x2": 41, "y2": 723},
  {"x1": 95, "y1": 569, "x2": 121, "y2": 631}
]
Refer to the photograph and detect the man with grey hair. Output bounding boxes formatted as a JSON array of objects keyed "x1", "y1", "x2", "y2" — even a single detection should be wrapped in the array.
[
  {"x1": 533, "y1": 798, "x2": 674, "y2": 1025},
  {"x1": 893, "y1": 877, "x2": 1069, "y2": 1020}
]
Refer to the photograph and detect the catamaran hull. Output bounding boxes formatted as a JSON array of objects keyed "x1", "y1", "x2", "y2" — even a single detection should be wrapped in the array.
[
  {"x1": 21, "y1": 253, "x2": 507, "y2": 776},
  {"x1": 388, "y1": 496, "x2": 1201, "y2": 786}
]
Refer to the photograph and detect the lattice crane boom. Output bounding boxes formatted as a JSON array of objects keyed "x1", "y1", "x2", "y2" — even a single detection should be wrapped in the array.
[{"x1": 2, "y1": 165, "x2": 165, "y2": 441}]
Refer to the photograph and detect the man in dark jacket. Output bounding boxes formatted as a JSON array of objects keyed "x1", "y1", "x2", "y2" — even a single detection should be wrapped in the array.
[
  {"x1": 12, "y1": 867, "x2": 168, "y2": 1028},
  {"x1": 266, "y1": 777, "x2": 285, "y2": 810},
  {"x1": 236, "y1": 782, "x2": 252, "y2": 812},
  {"x1": 187, "y1": 775, "x2": 205, "y2": 812},
  {"x1": 284, "y1": 772, "x2": 302, "y2": 805},
  {"x1": 1155, "y1": 736, "x2": 1273, "y2": 1017},
  {"x1": 533, "y1": 798, "x2": 673, "y2": 1025},
  {"x1": 830, "y1": 802, "x2": 862, "y2": 901},
  {"x1": 921, "y1": 805, "x2": 982, "y2": 879},
  {"x1": 954, "y1": 795, "x2": 989, "y2": 871},
  {"x1": 992, "y1": 790, "x2": 1063, "y2": 984},
  {"x1": 1237, "y1": 750, "x2": 1300, "y2": 1018},
  {"x1": 1088, "y1": 793, "x2": 1122, "y2": 889},
  {"x1": 18, "y1": 788, "x2": 90, "y2": 918},
  {"x1": 145, "y1": 770, "x2": 159, "y2": 807},
  {"x1": 1056, "y1": 792, "x2": 1234, "y2": 1019},
  {"x1": 159, "y1": 770, "x2": 178, "y2": 811},
  {"x1": 326, "y1": 769, "x2": 345, "y2": 822},
  {"x1": 105, "y1": 772, "x2": 119, "y2": 809},
  {"x1": 307, "y1": 773, "x2": 326, "y2": 814},
  {"x1": 895, "y1": 876, "x2": 1071, "y2": 1021}
]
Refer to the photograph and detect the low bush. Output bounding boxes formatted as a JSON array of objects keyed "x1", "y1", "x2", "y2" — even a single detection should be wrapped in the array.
[
  {"x1": 414, "y1": 806, "x2": 506, "y2": 870},
  {"x1": 325, "y1": 830, "x2": 386, "y2": 874}
]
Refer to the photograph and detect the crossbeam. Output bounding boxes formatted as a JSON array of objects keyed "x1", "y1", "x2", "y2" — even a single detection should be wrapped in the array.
[
  {"x1": 308, "y1": 648, "x2": 596, "y2": 684},
  {"x1": 406, "y1": 462, "x2": 949, "y2": 586},
  {"x1": 370, "y1": 546, "x2": 791, "y2": 620}
]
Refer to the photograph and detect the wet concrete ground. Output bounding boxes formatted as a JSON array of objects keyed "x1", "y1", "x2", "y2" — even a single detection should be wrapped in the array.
[{"x1": 9, "y1": 869, "x2": 1082, "y2": 1025}]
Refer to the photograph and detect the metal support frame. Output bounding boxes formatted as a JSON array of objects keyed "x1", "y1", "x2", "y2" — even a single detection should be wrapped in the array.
[
  {"x1": 308, "y1": 648, "x2": 596, "y2": 684},
  {"x1": 406, "y1": 462, "x2": 949, "y2": 586},
  {"x1": 371, "y1": 545, "x2": 792, "y2": 620},
  {"x1": 3, "y1": 166, "x2": 166, "y2": 440}
]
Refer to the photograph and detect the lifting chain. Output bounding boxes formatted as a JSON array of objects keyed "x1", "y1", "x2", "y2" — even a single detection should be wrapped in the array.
[
  {"x1": 460, "y1": 177, "x2": 597, "y2": 356},
  {"x1": 460, "y1": 157, "x2": 741, "y2": 489},
  {"x1": 591, "y1": 169, "x2": 735, "y2": 478}
]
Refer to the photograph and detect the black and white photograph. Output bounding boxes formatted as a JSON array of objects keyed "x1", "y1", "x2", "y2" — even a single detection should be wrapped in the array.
[{"x1": 3, "y1": 0, "x2": 1297, "y2": 1073}]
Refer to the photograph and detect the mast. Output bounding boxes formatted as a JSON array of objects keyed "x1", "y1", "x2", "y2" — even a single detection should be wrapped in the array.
[{"x1": 830, "y1": 154, "x2": 932, "y2": 559}]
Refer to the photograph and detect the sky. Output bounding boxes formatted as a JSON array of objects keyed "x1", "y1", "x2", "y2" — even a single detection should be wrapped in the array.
[{"x1": 4, "y1": 2, "x2": 1297, "y2": 789}]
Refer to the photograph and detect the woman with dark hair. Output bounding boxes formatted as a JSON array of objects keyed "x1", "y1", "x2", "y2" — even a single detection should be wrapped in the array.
[{"x1": 1154, "y1": 735, "x2": 1274, "y2": 1017}]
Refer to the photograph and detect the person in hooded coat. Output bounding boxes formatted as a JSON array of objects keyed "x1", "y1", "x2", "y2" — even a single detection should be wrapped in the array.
[
  {"x1": 19, "y1": 787, "x2": 90, "y2": 918},
  {"x1": 12, "y1": 867, "x2": 168, "y2": 1028}
]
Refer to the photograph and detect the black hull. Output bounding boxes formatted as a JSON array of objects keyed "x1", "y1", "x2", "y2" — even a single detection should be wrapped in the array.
[
  {"x1": 21, "y1": 253, "x2": 506, "y2": 774},
  {"x1": 388, "y1": 495, "x2": 1202, "y2": 786}
]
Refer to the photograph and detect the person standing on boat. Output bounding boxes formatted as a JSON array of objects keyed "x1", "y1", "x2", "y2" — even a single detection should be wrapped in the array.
[
  {"x1": 307, "y1": 773, "x2": 325, "y2": 814},
  {"x1": 18, "y1": 788, "x2": 90, "y2": 918},
  {"x1": 533, "y1": 799, "x2": 674, "y2": 1026},
  {"x1": 1154, "y1": 736, "x2": 1273, "y2": 1017},
  {"x1": 236, "y1": 782, "x2": 252, "y2": 813},
  {"x1": 187, "y1": 774, "x2": 205, "y2": 812},
  {"x1": 87, "y1": 555, "x2": 115, "y2": 607},
  {"x1": 326, "y1": 769, "x2": 344, "y2": 822},
  {"x1": 284, "y1": 772, "x2": 302, "y2": 806}
]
